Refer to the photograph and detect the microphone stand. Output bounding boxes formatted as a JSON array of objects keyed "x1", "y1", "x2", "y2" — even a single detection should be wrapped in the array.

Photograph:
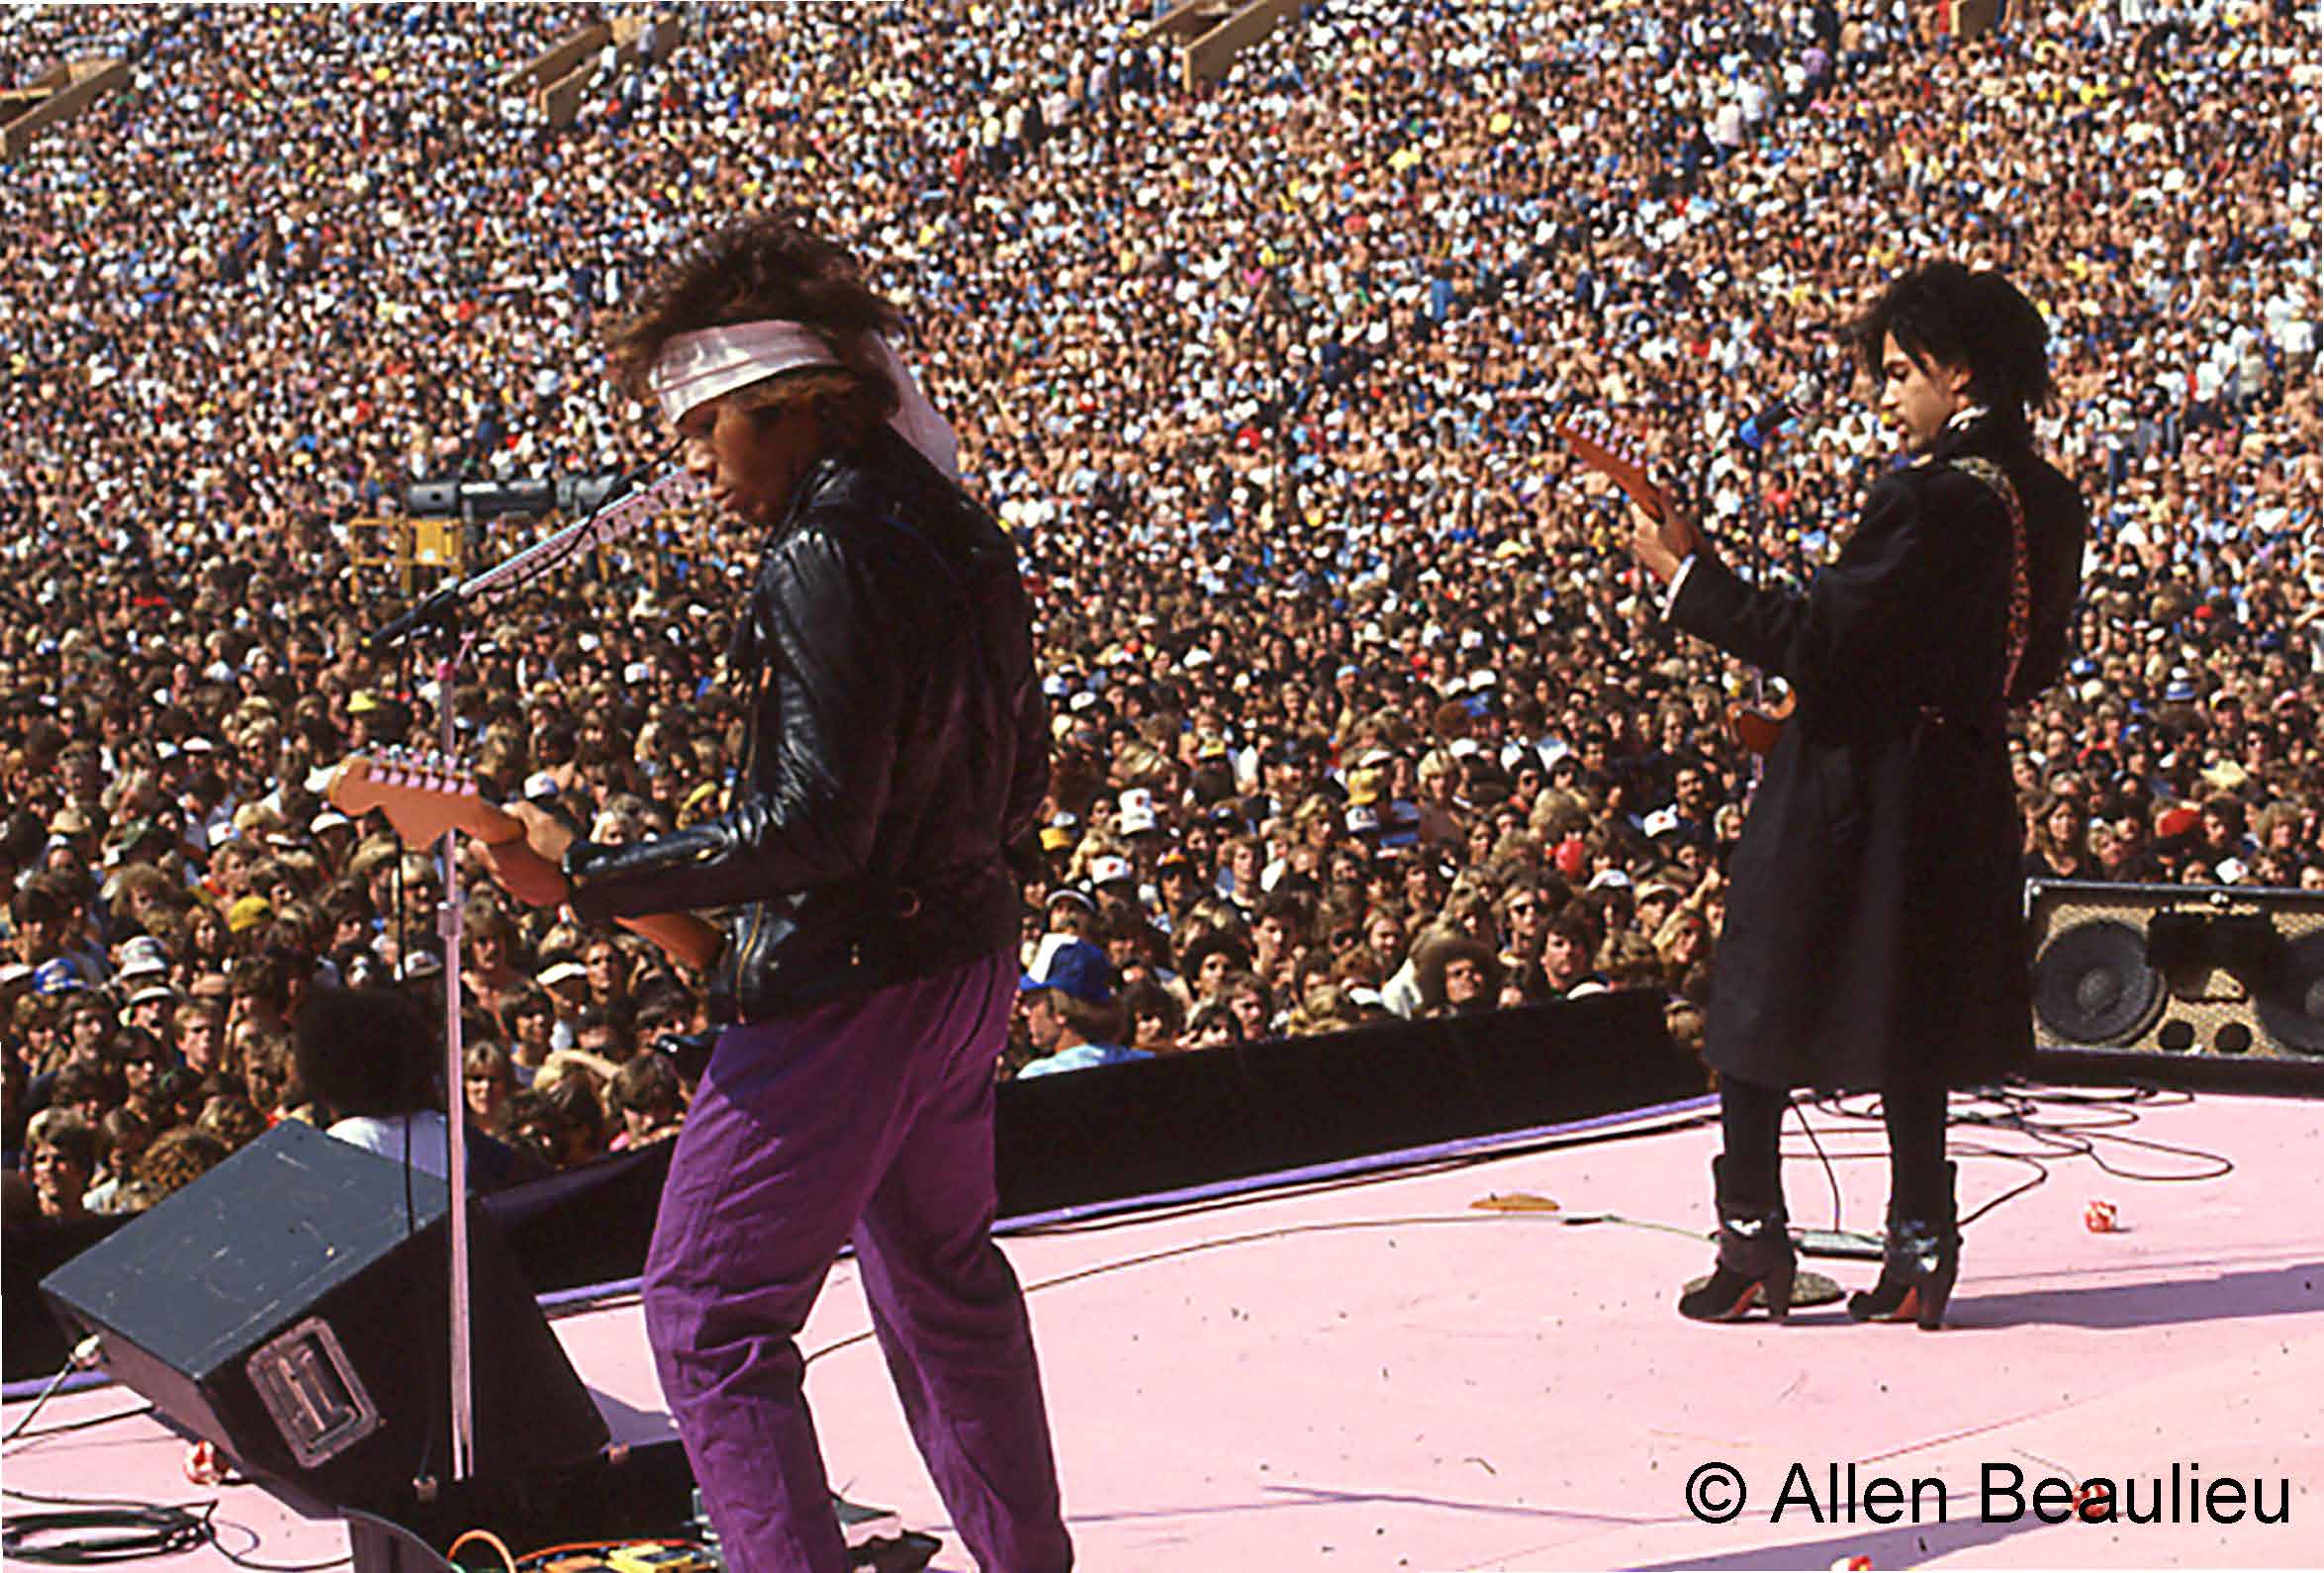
[
  {"x1": 363, "y1": 463, "x2": 693, "y2": 1486},
  {"x1": 368, "y1": 461, "x2": 692, "y2": 651},
  {"x1": 435, "y1": 624, "x2": 478, "y2": 1485}
]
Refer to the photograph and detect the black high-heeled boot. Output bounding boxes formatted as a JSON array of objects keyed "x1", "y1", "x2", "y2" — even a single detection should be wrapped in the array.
[
  {"x1": 1677, "y1": 1156, "x2": 1797, "y2": 1323},
  {"x1": 1848, "y1": 1161, "x2": 1960, "y2": 1330}
]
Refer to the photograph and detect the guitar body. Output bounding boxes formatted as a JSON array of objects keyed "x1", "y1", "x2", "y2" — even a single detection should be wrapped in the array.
[{"x1": 1724, "y1": 693, "x2": 1796, "y2": 758}]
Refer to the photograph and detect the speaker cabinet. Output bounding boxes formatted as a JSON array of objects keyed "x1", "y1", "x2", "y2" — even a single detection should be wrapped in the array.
[
  {"x1": 2026, "y1": 879, "x2": 2324, "y2": 1094},
  {"x1": 40, "y1": 1119, "x2": 608, "y2": 1509}
]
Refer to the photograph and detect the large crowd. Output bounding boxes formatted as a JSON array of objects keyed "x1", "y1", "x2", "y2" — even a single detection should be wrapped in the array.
[{"x1": 3, "y1": 0, "x2": 2316, "y2": 1220}]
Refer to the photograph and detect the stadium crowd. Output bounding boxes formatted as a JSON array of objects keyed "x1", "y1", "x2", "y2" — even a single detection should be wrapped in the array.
[{"x1": 3, "y1": 0, "x2": 2316, "y2": 1213}]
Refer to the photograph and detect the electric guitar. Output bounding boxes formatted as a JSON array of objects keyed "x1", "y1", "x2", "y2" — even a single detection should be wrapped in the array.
[
  {"x1": 327, "y1": 750, "x2": 724, "y2": 972},
  {"x1": 1554, "y1": 408, "x2": 1794, "y2": 757}
]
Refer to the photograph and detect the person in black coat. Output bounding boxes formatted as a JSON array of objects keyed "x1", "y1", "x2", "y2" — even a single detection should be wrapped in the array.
[{"x1": 1629, "y1": 262, "x2": 2087, "y2": 1330}]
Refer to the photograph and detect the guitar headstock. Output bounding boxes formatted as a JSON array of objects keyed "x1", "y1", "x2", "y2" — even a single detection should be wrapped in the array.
[
  {"x1": 326, "y1": 749, "x2": 520, "y2": 850},
  {"x1": 1553, "y1": 407, "x2": 1668, "y2": 524}
]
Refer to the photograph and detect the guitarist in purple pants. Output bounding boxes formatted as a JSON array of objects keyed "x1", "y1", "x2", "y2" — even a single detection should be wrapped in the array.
[
  {"x1": 481, "y1": 216, "x2": 1070, "y2": 1572},
  {"x1": 1627, "y1": 263, "x2": 2087, "y2": 1330}
]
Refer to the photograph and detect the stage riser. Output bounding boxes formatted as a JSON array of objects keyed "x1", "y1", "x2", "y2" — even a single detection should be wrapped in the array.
[{"x1": 12, "y1": 994, "x2": 1696, "y2": 1385}]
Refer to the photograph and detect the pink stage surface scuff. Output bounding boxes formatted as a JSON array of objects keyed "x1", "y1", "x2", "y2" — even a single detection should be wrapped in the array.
[{"x1": 6, "y1": 1088, "x2": 2318, "y2": 1570}]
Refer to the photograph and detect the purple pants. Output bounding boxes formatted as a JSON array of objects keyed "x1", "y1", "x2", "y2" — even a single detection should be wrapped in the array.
[{"x1": 642, "y1": 951, "x2": 1071, "y2": 1573}]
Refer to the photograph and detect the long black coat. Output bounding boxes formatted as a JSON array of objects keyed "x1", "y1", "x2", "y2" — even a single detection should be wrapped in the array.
[{"x1": 1671, "y1": 414, "x2": 2086, "y2": 1092}]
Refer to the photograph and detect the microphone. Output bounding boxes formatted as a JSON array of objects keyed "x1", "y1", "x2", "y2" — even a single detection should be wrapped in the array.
[
  {"x1": 364, "y1": 466, "x2": 697, "y2": 651},
  {"x1": 1734, "y1": 378, "x2": 1823, "y2": 455},
  {"x1": 365, "y1": 585, "x2": 462, "y2": 653},
  {"x1": 1735, "y1": 398, "x2": 1795, "y2": 453}
]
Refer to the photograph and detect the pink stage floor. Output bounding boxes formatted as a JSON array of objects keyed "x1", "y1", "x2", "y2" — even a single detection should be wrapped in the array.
[{"x1": 6, "y1": 1086, "x2": 2320, "y2": 1570}]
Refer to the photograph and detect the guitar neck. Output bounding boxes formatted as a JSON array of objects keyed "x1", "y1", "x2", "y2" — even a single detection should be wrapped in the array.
[
  {"x1": 327, "y1": 752, "x2": 521, "y2": 846},
  {"x1": 326, "y1": 750, "x2": 723, "y2": 972}
]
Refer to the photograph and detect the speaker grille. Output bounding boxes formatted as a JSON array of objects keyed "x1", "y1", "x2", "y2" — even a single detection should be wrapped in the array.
[
  {"x1": 2031, "y1": 919, "x2": 2165, "y2": 1046},
  {"x1": 2025, "y1": 879, "x2": 2324, "y2": 1091},
  {"x1": 2254, "y1": 930, "x2": 2324, "y2": 1057}
]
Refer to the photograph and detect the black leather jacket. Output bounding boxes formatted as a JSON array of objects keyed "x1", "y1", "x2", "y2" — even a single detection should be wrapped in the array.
[{"x1": 565, "y1": 426, "x2": 1048, "y2": 1023}]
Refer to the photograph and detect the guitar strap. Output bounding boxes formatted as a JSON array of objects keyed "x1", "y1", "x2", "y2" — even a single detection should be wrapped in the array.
[{"x1": 1947, "y1": 454, "x2": 2029, "y2": 703}]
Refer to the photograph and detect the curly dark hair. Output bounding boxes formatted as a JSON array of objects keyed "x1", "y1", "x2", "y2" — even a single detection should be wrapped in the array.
[
  {"x1": 607, "y1": 213, "x2": 902, "y2": 428},
  {"x1": 1411, "y1": 926, "x2": 1504, "y2": 1014},
  {"x1": 293, "y1": 986, "x2": 435, "y2": 1120},
  {"x1": 1851, "y1": 261, "x2": 2055, "y2": 417},
  {"x1": 134, "y1": 1127, "x2": 229, "y2": 1203}
]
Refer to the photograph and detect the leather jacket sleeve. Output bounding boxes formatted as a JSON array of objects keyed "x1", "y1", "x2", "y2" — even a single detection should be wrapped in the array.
[{"x1": 566, "y1": 523, "x2": 900, "y2": 923}]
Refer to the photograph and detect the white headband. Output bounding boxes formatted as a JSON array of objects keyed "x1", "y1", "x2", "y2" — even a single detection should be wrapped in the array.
[{"x1": 648, "y1": 321, "x2": 959, "y2": 480}]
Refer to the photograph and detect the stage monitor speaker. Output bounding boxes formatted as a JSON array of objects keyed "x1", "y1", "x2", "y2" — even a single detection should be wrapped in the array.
[
  {"x1": 40, "y1": 1119, "x2": 608, "y2": 1510},
  {"x1": 2025, "y1": 879, "x2": 2324, "y2": 1094}
]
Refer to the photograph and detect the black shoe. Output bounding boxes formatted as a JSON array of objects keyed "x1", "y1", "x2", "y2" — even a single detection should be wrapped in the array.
[
  {"x1": 1678, "y1": 1156, "x2": 1797, "y2": 1324},
  {"x1": 852, "y1": 1530, "x2": 940, "y2": 1572},
  {"x1": 1847, "y1": 1162, "x2": 1959, "y2": 1330}
]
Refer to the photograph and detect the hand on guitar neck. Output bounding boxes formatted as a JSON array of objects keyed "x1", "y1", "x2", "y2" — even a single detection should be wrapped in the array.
[
  {"x1": 1555, "y1": 407, "x2": 1788, "y2": 757},
  {"x1": 325, "y1": 751, "x2": 724, "y2": 972},
  {"x1": 478, "y1": 799, "x2": 580, "y2": 909},
  {"x1": 1625, "y1": 500, "x2": 1703, "y2": 588},
  {"x1": 1550, "y1": 408, "x2": 1703, "y2": 586}
]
